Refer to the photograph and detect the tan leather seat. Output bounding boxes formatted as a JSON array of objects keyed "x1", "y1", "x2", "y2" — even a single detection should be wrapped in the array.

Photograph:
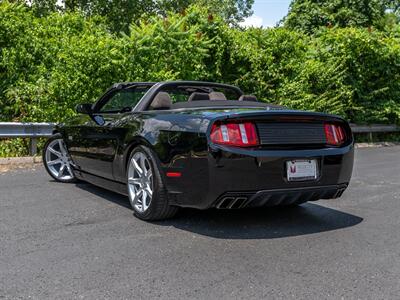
[
  {"x1": 150, "y1": 92, "x2": 172, "y2": 110},
  {"x1": 239, "y1": 95, "x2": 257, "y2": 102},
  {"x1": 188, "y1": 92, "x2": 210, "y2": 101},
  {"x1": 209, "y1": 92, "x2": 227, "y2": 101}
]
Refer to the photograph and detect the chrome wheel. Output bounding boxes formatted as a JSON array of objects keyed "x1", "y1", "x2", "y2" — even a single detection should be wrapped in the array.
[
  {"x1": 45, "y1": 139, "x2": 75, "y2": 181},
  {"x1": 128, "y1": 152, "x2": 153, "y2": 213}
]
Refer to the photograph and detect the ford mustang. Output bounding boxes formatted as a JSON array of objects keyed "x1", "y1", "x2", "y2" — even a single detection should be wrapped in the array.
[{"x1": 43, "y1": 81, "x2": 354, "y2": 220}]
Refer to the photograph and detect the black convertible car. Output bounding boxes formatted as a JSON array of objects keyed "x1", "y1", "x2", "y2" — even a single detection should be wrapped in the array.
[{"x1": 43, "y1": 81, "x2": 354, "y2": 220}]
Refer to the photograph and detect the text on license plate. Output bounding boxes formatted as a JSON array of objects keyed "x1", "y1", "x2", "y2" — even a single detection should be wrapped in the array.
[{"x1": 286, "y1": 159, "x2": 318, "y2": 181}]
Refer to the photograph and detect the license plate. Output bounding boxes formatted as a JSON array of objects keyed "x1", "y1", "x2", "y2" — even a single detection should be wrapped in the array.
[{"x1": 286, "y1": 159, "x2": 318, "y2": 181}]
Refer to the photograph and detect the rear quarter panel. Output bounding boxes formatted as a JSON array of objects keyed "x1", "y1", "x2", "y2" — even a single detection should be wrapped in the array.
[{"x1": 112, "y1": 111, "x2": 212, "y2": 188}]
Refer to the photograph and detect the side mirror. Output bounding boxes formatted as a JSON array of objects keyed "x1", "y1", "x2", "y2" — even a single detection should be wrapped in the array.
[
  {"x1": 93, "y1": 115, "x2": 105, "y2": 126},
  {"x1": 76, "y1": 103, "x2": 93, "y2": 114}
]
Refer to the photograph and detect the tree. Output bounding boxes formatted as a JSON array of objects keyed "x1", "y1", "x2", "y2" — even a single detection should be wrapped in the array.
[
  {"x1": 283, "y1": 0, "x2": 397, "y2": 34},
  {"x1": 25, "y1": 0, "x2": 254, "y2": 32},
  {"x1": 156, "y1": 0, "x2": 254, "y2": 24}
]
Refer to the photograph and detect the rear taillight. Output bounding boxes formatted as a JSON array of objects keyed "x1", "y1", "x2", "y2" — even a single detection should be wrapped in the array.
[
  {"x1": 324, "y1": 123, "x2": 346, "y2": 146},
  {"x1": 210, "y1": 122, "x2": 259, "y2": 147}
]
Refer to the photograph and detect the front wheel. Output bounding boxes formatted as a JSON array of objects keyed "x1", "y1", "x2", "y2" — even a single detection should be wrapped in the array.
[
  {"x1": 43, "y1": 134, "x2": 76, "y2": 183},
  {"x1": 127, "y1": 146, "x2": 178, "y2": 221}
]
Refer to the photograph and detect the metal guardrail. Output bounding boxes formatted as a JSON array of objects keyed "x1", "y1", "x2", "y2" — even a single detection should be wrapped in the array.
[
  {"x1": 0, "y1": 122, "x2": 55, "y2": 155},
  {"x1": 0, "y1": 122, "x2": 399, "y2": 156},
  {"x1": 350, "y1": 124, "x2": 400, "y2": 133},
  {"x1": 350, "y1": 124, "x2": 400, "y2": 142}
]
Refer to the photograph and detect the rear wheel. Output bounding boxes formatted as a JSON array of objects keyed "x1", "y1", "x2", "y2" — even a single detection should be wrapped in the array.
[
  {"x1": 43, "y1": 134, "x2": 76, "y2": 183},
  {"x1": 127, "y1": 146, "x2": 178, "y2": 221}
]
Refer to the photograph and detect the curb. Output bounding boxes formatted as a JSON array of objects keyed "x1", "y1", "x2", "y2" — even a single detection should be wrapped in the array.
[
  {"x1": 0, "y1": 156, "x2": 42, "y2": 165},
  {"x1": 355, "y1": 142, "x2": 400, "y2": 148}
]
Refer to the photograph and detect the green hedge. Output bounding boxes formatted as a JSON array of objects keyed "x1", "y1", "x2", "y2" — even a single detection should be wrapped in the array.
[{"x1": 1, "y1": 2, "x2": 400, "y2": 155}]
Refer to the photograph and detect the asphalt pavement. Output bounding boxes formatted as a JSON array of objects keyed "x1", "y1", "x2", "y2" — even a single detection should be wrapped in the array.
[{"x1": 1, "y1": 146, "x2": 399, "y2": 299}]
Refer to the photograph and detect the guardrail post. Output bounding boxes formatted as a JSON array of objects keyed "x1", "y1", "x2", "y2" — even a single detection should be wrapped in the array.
[{"x1": 29, "y1": 138, "x2": 38, "y2": 156}]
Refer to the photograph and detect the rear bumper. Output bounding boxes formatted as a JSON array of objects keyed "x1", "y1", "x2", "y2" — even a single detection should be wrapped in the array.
[
  {"x1": 165, "y1": 144, "x2": 354, "y2": 209},
  {"x1": 214, "y1": 184, "x2": 348, "y2": 209}
]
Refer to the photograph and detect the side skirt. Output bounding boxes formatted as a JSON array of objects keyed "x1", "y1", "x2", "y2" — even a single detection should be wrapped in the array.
[{"x1": 74, "y1": 169, "x2": 128, "y2": 196}]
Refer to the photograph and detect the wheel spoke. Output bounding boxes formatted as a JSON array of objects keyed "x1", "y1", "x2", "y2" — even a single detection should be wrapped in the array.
[
  {"x1": 48, "y1": 147, "x2": 62, "y2": 157},
  {"x1": 48, "y1": 159, "x2": 62, "y2": 166},
  {"x1": 66, "y1": 164, "x2": 73, "y2": 177},
  {"x1": 142, "y1": 190, "x2": 148, "y2": 211},
  {"x1": 134, "y1": 189, "x2": 143, "y2": 209},
  {"x1": 58, "y1": 140, "x2": 66, "y2": 154},
  {"x1": 131, "y1": 158, "x2": 143, "y2": 175},
  {"x1": 58, "y1": 165, "x2": 66, "y2": 178},
  {"x1": 128, "y1": 177, "x2": 141, "y2": 185},
  {"x1": 140, "y1": 156, "x2": 147, "y2": 175},
  {"x1": 145, "y1": 185, "x2": 153, "y2": 197},
  {"x1": 137, "y1": 189, "x2": 143, "y2": 200}
]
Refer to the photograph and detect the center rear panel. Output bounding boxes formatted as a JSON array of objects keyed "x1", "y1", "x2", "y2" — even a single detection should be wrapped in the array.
[{"x1": 256, "y1": 122, "x2": 326, "y2": 145}]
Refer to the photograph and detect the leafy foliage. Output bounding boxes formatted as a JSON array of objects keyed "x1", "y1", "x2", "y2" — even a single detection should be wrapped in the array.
[
  {"x1": 283, "y1": 0, "x2": 398, "y2": 33},
  {"x1": 20, "y1": 0, "x2": 254, "y2": 32},
  {"x1": 1, "y1": 1, "x2": 400, "y2": 155}
]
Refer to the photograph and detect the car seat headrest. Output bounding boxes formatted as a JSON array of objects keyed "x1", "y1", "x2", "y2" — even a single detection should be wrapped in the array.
[
  {"x1": 209, "y1": 92, "x2": 227, "y2": 101},
  {"x1": 150, "y1": 92, "x2": 172, "y2": 110},
  {"x1": 188, "y1": 92, "x2": 210, "y2": 101},
  {"x1": 239, "y1": 95, "x2": 258, "y2": 102}
]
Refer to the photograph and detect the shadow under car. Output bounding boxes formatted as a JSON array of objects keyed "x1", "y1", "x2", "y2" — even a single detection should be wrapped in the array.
[{"x1": 75, "y1": 182, "x2": 363, "y2": 240}]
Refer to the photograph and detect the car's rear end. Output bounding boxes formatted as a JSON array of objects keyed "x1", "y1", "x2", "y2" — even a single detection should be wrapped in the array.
[{"x1": 202, "y1": 110, "x2": 354, "y2": 209}]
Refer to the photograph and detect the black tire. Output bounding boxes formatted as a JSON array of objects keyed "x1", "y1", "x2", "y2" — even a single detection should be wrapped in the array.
[
  {"x1": 43, "y1": 133, "x2": 77, "y2": 183},
  {"x1": 127, "y1": 145, "x2": 178, "y2": 221}
]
